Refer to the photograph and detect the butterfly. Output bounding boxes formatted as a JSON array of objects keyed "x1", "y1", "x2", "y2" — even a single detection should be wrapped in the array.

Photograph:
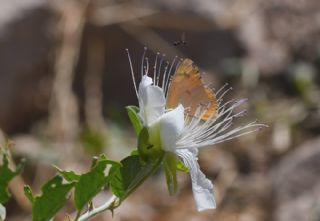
[{"x1": 166, "y1": 59, "x2": 217, "y2": 120}]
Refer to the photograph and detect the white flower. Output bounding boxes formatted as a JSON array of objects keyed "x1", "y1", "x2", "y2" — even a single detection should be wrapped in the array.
[{"x1": 127, "y1": 48, "x2": 266, "y2": 211}]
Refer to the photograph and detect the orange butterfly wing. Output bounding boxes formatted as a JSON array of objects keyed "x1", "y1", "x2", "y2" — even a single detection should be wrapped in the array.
[{"x1": 166, "y1": 59, "x2": 217, "y2": 120}]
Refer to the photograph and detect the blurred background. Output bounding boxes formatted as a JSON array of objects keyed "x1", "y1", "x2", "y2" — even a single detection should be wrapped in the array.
[{"x1": 1, "y1": 0, "x2": 320, "y2": 220}]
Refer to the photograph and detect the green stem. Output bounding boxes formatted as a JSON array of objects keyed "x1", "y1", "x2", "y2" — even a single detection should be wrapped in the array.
[
  {"x1": 74, "y1": 209, "x2": 81, "y2": 221},
  {"x1": 77, "y1": 195, "x2": 118, "y2": 221},
  {"x1": 77, "y1": 154, "x2": 164, "y2": 221}
]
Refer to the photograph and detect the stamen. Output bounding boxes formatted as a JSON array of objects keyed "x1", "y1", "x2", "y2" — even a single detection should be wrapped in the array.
[
  {"x1": 175, "y1": 59, "x2": 183, "y2": 73},
  {"x1": 215, "y1": 83, "x2": 229, "y2": 96},
  {"x1": 145, "y1": 57, "x2": 149, "y2": 75},
  {"x1": 217, "y1": 86, "x2": 233, "y2": 103},
  {"x1": 157, "y1": 54, "x2": 165, "y2": 86},
  {"x1": 177, "y1": 92, "x2": 266, "y2": 149},
  {"x1": 161, "y1": 61, "x2": 169, "y2": 91},
  {"x1": 206, "y1": 122, "x2": 265, "y2": 145},
  {"x1": 141, "y1": 47, "x2": 147, "y2": 78},
  {"x1": 126, "y1": 49, "x2": 138, "y2": 98},
  {"x1": 153, "y1": 52, "x2": 159, "y2": 84},
  {"x1": 164, "y1": 56, "x2": 178, "y2": 96},
  {"x1": 143, "y1": 63, "x2": 147, "y2": 76},
  {"x1": 165, "y1": 58, "x2": 182, "y2": 96},
  {"x1": 217, "y1": 99, "x2": 236, "y2": 113}
]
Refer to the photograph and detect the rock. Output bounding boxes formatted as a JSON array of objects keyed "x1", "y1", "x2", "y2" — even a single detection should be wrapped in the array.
[
  {"x1": 0, "y1": 0, "x2": 54, "y2": 134},
  {"x1": 271, "y1": 138, "x2": 320, "y2": 221}
]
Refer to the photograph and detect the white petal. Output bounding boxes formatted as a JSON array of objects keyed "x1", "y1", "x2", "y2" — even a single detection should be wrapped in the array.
[
  {"x1": 159, "y1": 105, "x2": 185, "y2": 152},
  {"x1": 138, "y1": 76, "x2": 165, "y2": 125},
  {"x1": 0, "y1": 203, "x2": 5, "y2": 220},
  {"x1": 138, "y1": 75, "x2": 153, "y2": 93},
  {"x1": 176, "y1": 149, "x2": 216, "y2": 211}
]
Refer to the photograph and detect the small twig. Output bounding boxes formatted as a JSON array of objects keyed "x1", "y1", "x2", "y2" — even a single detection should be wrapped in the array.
[
  {"x1": 9, "y1": 176, "x2": 32, "y2": 212},
  {"x1": 77, "y1": 195, "x2": 118, "y2": 221},
  {"x1": 84, "y1": 34, "x2": 105, "y2": 131},
  {"x1": 48, "y1": 0, "x2": 90, "y2": 145}
]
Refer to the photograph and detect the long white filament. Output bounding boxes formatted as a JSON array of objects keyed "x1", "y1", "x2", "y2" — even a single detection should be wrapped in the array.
[
  {"x1": 177, "y1": 86, "x2": 266, "y2": 149},
  {"x1": 126, "y1": 49, "x2": 138, "y2": 98},
  {"x1": 177, "y1": 101, "x2": 266, "y2": 149},
  {"x1": 128, "y1": 48, "x2": 179, "y2": 98}
]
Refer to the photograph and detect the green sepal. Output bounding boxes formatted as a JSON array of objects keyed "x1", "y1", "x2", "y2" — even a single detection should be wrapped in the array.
[
  {"x1": 137, "y1": 127, "x2": 164, "y2": 163},
  {"x1": 126, "y1": 106, "x2": 143, "y2": 135},
  {"x1": 163, "y1": 153, "x2": 189, "y2": 195},
  {"x1": 130, "y1": 149, "x2": 139, "y2": 156},
  {"x1": 31, "y1": 175, "x2": 74, "y2": 221},
  {"x1": 163, "y1": 152, "x2": 179, "y2": 195}
]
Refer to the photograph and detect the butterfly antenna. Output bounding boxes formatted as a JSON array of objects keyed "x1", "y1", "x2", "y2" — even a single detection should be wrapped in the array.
[{"x1": 126, "y1": 49, "x2": 138, "y2": 98}]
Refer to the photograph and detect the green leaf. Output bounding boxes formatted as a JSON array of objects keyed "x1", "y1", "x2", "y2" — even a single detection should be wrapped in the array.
[
  {"x1": 109, "y1": 154, "x2": 163, "y2": 200},
  {"x1": 54, "y1": 166, "x2": 80, "y2": 182},
  {"x1": 163, "y1": 153, "x2": 189, "y2": 195},
  {"x1": 32, "y1": 175, "x2": 74, "y2": 221},
  {"x1": 0, "y1": 203, "x2": 5, "y2": 221},
  {"x1": 74, "y1": 155, "x2": 121, "y2": 211},
  {"x1": 126, "y1": 106, "x2": 143, "y2": 135},
  {"x1": 24, "y1": 185, "x2": 34, "y2": 203},
  {"x1": 163, "y1": 153, "x2": 178, "y2": 195},
  {"x1": 0, "y1": 154, "x2": 24, "y2": 203}
]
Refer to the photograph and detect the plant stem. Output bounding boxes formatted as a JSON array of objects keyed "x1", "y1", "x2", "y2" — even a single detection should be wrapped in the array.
[
  {"x1": 77, "y1": 195, "x2": 118, "y2": 221},
  {"x1": 77, "y1": 154, "x2": 164, "y2": 220},
  {"x1": 74, "y1": 210, "x2": 81, "y2": 221}
]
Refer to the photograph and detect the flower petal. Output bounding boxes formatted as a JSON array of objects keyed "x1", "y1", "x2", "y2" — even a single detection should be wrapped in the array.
[
  {"x1": 159, "y1": 105, "x2": 184, "y2": 152},
  {"x1": 138, "y1": 76, "x2": 165, "y2": 126},
  {"x1": 176, "y1": 149, "x2": 216, "y2": 211},
  {"x1": 138, "y1": 75, "x2": 153, "y2": 92}
]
